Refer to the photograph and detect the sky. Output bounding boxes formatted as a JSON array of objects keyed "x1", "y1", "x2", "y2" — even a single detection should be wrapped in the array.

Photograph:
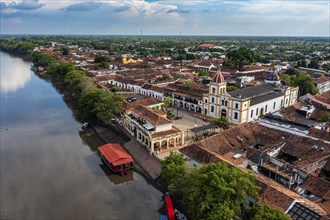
[{"x1": 0, "y1": 0, "x2": 329, "y2": 36}]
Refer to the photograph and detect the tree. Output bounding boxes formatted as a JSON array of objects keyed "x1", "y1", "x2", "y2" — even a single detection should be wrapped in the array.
[
  {"x1": 291, "y1": 73, "x2": 318, "y2": 95},
  {"x1": 308, "y1": 58, "x2": 319, "y2": 69},
  {"x1": 227, "y1": 47, "x2": 257, "y2": 71},
  {"x1": 162, "y1": 96, "x2": 172, "y2": 111},
  {"x1": 162, "y1": 73, "x2": 171, "y2": 80},
  {"x1": 210, "y1": 116, "x2": 229, "y2": 130},
  {"x1": 160, "y1": 152, "x2": 187, "y2": 184},
  {"x1": 284, "y1": 68, "x2": 300, "y2": 76},
  {"x1": 242, "y1": 203, "x2": 291, "y2": 220},
  {"x1": 94, "y1": 54, "x2": 109, "y2": 63},
  {"x1": 280, "y1": 72, "x2": 318, "y2": 95},
  {"x1": 78, "y1": 88, "x2": 124, "y2": 121},
  {"x1": 198, "y1": 71, "x2": 210, "y2": 77},
  {"x1": 62, "y1": 47, "x2": 69, "y2": 55},
  {"x1": 178, "y1": 163, "x2": 259, "y2": 220},
  {"x1": 64, "y1": 70, "x2": 89, "y2": 96},
  {"x1": 227, "y1": 85, "x2": 239, "y2": 92}
]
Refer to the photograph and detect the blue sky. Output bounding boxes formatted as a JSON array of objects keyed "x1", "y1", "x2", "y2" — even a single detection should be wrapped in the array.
[{"x1": 0, "y1": 0, "x2": 329, "y2": 36}]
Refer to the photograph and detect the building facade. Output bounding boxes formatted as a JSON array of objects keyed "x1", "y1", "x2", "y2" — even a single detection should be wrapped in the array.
[
  {"x1": 202, "y1": 70, "x2": 299, "y2": 124},
  {"x1": 122, "y1": 104, "x2": 184, "y2": 153}
]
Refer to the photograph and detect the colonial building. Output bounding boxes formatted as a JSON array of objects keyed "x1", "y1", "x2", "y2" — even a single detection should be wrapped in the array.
[
  {"x1": 122, "y1": 99, "x2": 184, "y2": 153},
  {"x1": 202, "y1": 70, "x2": 299, "y2": 124}
]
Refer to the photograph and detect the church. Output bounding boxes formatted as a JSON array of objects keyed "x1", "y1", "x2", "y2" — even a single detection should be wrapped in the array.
[{"x1": 202, "y1": 69, "x2": 299, "y2": 124}]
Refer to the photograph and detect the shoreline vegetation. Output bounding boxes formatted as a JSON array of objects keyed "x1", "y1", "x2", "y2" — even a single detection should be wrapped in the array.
[{"x1": 0, "y1": 38, "x2": 292, "y2": 220}]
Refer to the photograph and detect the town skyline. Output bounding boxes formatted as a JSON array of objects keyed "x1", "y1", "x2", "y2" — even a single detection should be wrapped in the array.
[{"x1": 1, "y1": 0, "x2": 329, "y2": 37}]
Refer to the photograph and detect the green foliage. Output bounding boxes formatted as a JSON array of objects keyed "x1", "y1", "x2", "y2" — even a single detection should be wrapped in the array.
[
  {"x1": 0, "y1": 39, "x2": 35, "y2": 57},
  {"x1": 166, "y1": 111, "x2": 175, "y2": 120},
  {"x1": 160, "y1": 152, "x2": 187, "y2": 184},
  {"x1": 62, "y1": 47, "x2": 69, "y2": 55},
  {"x1": 178, "y1": 163, "x2": 259, "y2": 220},
  {"x1": 78, "y1": 88, "x2": 124, "y2": 121},
  {"x1": 94, "y1": 54, "x2": 109, "y2": 63},
  {"x1": 143, "y1": 63, "x2": 151, "y2": 69},
  {"x1": 162, "y1": 73, "x2": 171, "y2": 80},
  {"x1": 280, "y1": 74, "x2": 293, "y2": 85},
  {"x1": 111, "y1": 86, "x2": 120, "y2": 92},
  {"x1": 64, "y1": 70, "x2": 90, "y2": 96},
  {"x1": 182, "y1": 80, "x2": 194, "y2": 89},
  {"x1": 210, "y1": 116, "x2": 229, "y2": 130},
  {"x1": 227, "y1": 85, "x2": 239, "y2": 92},
  {"x1": 99, "y1": 61, "x2": 109, "y2": 69},
  {"x1": 227, "y1": 47, "x2": 257, "y2": 71},
  {"x1": 198, "y1": 71, "x2": 210, "y2": 77},
  {"x1": 320, "y1": 112, "x2": 330, "y2": 122},
  {"x1": 242, "y1": 203, "x2": 291, "y2": 220},
  {"x1": 280, "y1": 72, "x2": 318, "y2": 95},
  {"x1": 284, "y1": 68, "x2": 300, "y2": 76},
  {"x1": 292, "y1": 73, "x2": 318, "y2": 95},
  {"x1": 47, "y1": 61, "x2": 76, "y2": 79},
  {"x1": 163, "y1": 96, "x2": 172, "y2": 110},
  {"x1": 308, "y1": 58, "x2": 319, "y2": 69},
  {"x1": 31, "y1": 51, "x2": 56, "y2": 67}
]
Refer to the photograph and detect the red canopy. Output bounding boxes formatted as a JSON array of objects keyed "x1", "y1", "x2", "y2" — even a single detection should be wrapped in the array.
[
  {"x1": 165, "y1": 195, "x2": 175, "y2": 220},
  {"x1": 98, "y1": 144, "x2": 133, "y2": 166}
]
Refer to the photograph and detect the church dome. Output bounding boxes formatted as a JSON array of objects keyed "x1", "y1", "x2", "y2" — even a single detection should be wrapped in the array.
[{"x1": 212, "y1": 70, "x2": 226, "y2": 84}]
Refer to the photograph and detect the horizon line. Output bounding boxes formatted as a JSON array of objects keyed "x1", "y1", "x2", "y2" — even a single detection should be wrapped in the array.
[{"x1": 1, "y1": 34, "x2": 329, "y2": 38}]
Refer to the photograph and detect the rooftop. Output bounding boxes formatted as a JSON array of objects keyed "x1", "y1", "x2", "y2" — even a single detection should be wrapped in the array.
[{"x1": 133, "y1": 105, "x2": 172, "y2": 126}]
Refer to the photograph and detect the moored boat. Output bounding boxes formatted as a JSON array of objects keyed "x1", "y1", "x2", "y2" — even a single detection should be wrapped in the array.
[
  {"x1": 165, "y1": 192, "x2": 175, "y2": 220},
  {"x1": 98, "y1": 143, "x2": 134, "y2": 175}
]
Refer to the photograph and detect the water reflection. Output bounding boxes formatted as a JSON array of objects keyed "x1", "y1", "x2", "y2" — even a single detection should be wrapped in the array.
[
  {"x1": 0, "y1": 53, "x2": 32, "y2": 93},
  {"x1": 100, "y1": 164, "x2": 134, "y2": 185}
]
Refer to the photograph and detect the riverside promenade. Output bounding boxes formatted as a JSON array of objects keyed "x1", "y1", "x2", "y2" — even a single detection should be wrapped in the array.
[{"x1": 94, "y1": 124, "x2": 162, "y2": 180}]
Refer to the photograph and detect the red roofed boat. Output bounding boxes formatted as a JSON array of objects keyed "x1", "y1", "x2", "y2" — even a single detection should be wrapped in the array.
[
  {"x1": 98, "y1": 143, "x2": 134, "y2": 175},
  {"x1": 165, "y1": 192, "x2": 175, "y2": 220}
]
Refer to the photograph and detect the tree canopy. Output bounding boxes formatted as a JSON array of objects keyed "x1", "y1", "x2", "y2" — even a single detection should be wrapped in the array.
[
  {"x1": 161, "y1": 154, "x2": 289, "y2": 220},
  {"x1": 78, "y1": 88, "x2": 124, "y2": 122},
  {"x1": 226, "y1": 47, "x2": 257, "y2": 71},
  {"x1": 243, "y1": 203, "x2": 291, "y2": 220},
  {"x1": 210, "y1": 116, "x2": 229, "y2": 130},
  {"x1": 280, "y1": 71, "x2": 318, "y2": 95}
]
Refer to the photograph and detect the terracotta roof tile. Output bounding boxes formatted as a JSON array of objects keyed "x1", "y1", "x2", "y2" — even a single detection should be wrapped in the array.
[
  {"x1": 301, "y1": 175, "x2": 330, "y2": 198},
  {"x1": 133, "y1": 105, "x2": 171, "y2": 126}
]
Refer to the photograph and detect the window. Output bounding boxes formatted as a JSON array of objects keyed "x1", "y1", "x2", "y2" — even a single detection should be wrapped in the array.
[
  {"x1": 211, "y1": 106, "x2": 215, "y2": 113},
  {"x1": 222, "y1": 100, "x2": 224, "y2": 105},
  {"x1": 273, "y1": 102, "x2": 276, "y2": 109},
  {"x1": 286, "y1": 99, "x2": 288, "y2": 104},
  {"x1": 234, "y1": 112, "x2": 238, "y2": 119},
  {"x1": 205, "y1": 99, "x2": 208, "y2": 103},
  {"x1": 211, "y1": 97, "x2": 215, "y2": 103},
  {"x1": 265, "y1": 105, "x2": 268, "y2": 112},
  {"x1": 251, "y1": 110, "x2": 254, "y2": 118},
  {"x1": 235, "y1": 103, "x2": 239, "y2": 109},
  {"x1": 212, "y1": 88, "x2": 216, "y2": 94},
  {"x1": 225, "y1": 101, "x2": 228, "y2": 106},
  {"x1": 256, "y1": 108, "x2": 259, "y2": 115}
]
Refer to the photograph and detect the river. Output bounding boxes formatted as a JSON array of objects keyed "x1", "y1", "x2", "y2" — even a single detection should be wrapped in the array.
[{"x1": 0, "y1": 52, "x2": 163, "y2": 220}]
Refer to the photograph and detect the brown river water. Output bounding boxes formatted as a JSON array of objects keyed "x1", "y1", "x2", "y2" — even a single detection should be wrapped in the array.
[{"x1": 0, "y1": 52, "x2": 163, "y2": 220}]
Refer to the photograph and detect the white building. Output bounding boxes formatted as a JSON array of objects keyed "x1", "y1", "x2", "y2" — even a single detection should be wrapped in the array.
[{"x1": 202, "y1": 70, "x2": 299, "y2": 124}]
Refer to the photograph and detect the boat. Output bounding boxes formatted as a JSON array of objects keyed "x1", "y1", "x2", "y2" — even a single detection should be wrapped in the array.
[
  {"x1": 174, "y1": 209, "x2": 187, "y2": 220},
  {"x1": 98, "y1": 143, "x2": 134, "y2": 175},
  {"x1": 164, "y1": 192, "x2": 175, "y2": 220},
  {"x1": 160, "y1": 215, "x2": 168, "y2": 220}
]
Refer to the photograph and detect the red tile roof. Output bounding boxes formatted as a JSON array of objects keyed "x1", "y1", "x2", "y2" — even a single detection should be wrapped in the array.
[
  {"x1": 301, "y1": 175, "x2": 330, "y2": 198},
  {"x1": 98, "y1": 144, "x2": 133, "y2": 166},
  {"x1": 133, "y1": 105, "x2": 172, "y2": 126}
]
